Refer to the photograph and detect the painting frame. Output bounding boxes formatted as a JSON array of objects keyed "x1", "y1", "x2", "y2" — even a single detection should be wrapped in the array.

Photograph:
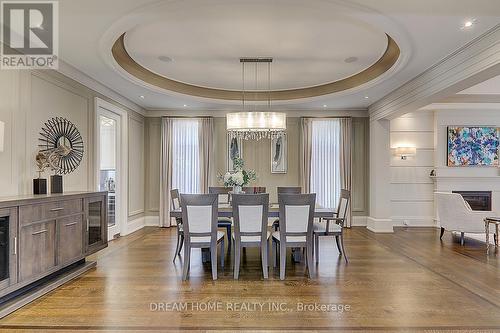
[
  {"x1": 447, "y1": 126, "x2": 499, "y2": 167},
  {"x1": 227, "y1": 133, "x2": 243, "y2": 172},
  {"x1": 271, "y1": 135, "x2": 287, "y2": 174}
]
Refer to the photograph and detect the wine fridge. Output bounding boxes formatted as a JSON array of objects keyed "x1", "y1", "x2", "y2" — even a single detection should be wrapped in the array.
[{"x1": 0, "y1": 208, "x2": 17, "y2": 292}]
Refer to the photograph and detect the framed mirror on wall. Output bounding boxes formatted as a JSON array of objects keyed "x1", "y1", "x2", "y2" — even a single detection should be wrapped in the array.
[
  {"x1": 227, "y1": 134, "x2": 243, "y2": 172},
  {"x1": 271, "y1": 135, "x2": 287, "y2": 173}
]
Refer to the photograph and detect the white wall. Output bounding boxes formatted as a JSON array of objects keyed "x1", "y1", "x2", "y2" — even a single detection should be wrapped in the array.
[
  {"x1": 433, "y1": 109, "x2": 500, "y2": 215},
  {"x1": 390, "y1": 111, "x2": 436, "y2": 227},
  {"x1": 0, "y1": 69, "x2": 146, "y2": 235}
]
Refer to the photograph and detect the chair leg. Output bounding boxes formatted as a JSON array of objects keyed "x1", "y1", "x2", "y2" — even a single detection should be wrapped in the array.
[
  {"x1": 182, "y1": 244, "x2": 190, "y2": 281},
  {"x1": 261, "y1": 242, "x2": 268, "y2": 279},
  {"x1": 460, "y1": 232, "x2": 465, "y2": 246},
  {"x1": 306, "y1": 244, "x2": 314, "y2": 278},
  {"x1": 440, "y1": 227, "x2": 445, "y2": 240},
  {"x1": 335, "y1": 235, "x2": 342, "y2": 255},
  {"x1": 173, "y1": 233, "x2": 181, "y2": 262},
  {"x1": 234, "y1": 243, "x2": 240, "y2": 280},
  {"x1": 272, "y1": 239, "x2": 277, "y2": 268},
  {"x1": 226, "y1": 225, "x2": 232, "y2": 251},
  {"x1": 220, "y1": 239, "x2": 225, "y2": 269},
  {"x1": 315, "y1": 234, "x2": 319, "y2": 263},
  {"x1": 340, "y1": 233, "x2": 348, "y2": 263},
  {"x1": 178, "y1": 234, "x2": 184, "y2": 255},
  {"x1": 211, "y1": 243, "x2": 218, "y2": 280},
  {"x1": 279, "y1": 243, "x2": 286, "y2": 280}
]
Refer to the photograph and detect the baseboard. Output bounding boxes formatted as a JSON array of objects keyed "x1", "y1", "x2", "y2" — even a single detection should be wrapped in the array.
[
  {"x1": 367, "y1": 217, "x2": 394, "y2": 233},
  {"x1": 352, "y1": 216, "x2": 367, "y2": 226},
  {"x1": 391, "y1": 216, "x2": 437, "y2": 228},
  {"x1": 145, "y1": 215, "x2": 160, "y2": 227},
  {"x1": 124, "y1": 216, "x2": 145, "y2": 236}
]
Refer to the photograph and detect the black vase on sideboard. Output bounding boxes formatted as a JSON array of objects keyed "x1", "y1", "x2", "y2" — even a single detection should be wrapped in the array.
[
  {"x1": 50, "y1": 175, "x2": 63, "y2": 193},
  {"x1": 33, "y1": 178, "x2": 47, "y2": 195}
]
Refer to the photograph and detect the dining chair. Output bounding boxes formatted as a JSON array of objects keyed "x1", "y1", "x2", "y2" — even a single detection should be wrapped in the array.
[
  {"x1": 209, "y1": 186, "x2": 233, "y2": 249},
  {"x1": 180, "y1": 194, "x2": 225, "y2": 280},
  {"x1": 313, "y1": 189, "x2": 350, "y2": 263},
  {"x1": 272, "y1": 193, "x2": 315, "y2": 280},
  {"x1": 273, "y1": 187, "x2": 302, "y2": 231},
  {"x1": 277, "y1": 186, "x2": 301, "y2": 194},
  {"x1": 171, "y1": 189, "x2": 184, "y2": 262},
  {"x1": 232, "y1": 193, "x2": 270, "y2": 279},
  {"x1": 242, "y1": 186, "x2": 267, "y2": 194}
]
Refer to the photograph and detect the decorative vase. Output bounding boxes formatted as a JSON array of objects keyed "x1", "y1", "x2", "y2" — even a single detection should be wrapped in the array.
[
  {"x1": 33, "y1": 178, "x2": 47, "y2": 195},
  {"x1": 233, "y1": 185, "x2": 243, "y2": 194},
  {"x1": 50, "y1": 174, "x2": 63, "y2": 193}
]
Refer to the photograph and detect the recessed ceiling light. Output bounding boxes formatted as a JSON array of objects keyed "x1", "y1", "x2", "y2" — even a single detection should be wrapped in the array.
[
  {"x1": 139, "y1": 95, "x2": 145, "y2": 99},
  {"x1": 344, "y1": 56, "x2": 358, "y2": 63},
  {"x1": 364, "y1": 96, "x2": 369, "y2": 99},
  {"x1": 323, "y1": 104, "x2": 327, "y2": 108},
  {"x1": 183, "y1": 104, "x2": 187, "y2": 107},
  {"x1": 461, "y1": 19, "x2": 476, "y2": 30},
  {"x1": 158, "y1": 55, "x2": 173, "y2": 62}
]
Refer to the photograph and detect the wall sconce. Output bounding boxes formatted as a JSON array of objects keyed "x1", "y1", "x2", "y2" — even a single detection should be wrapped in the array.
[
  {"x1": 395, "y1": 146, "x2": 416, "y2": 160},
  {"x1": 0, "y1": 121, "x2": 4, "y2": 152}
]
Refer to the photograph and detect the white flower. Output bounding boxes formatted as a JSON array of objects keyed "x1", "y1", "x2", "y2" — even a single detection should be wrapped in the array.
[
  {"x1": 223, "y1": 172, "x2": 231, "y2": 183},
  {"x1": 232, "y1": 171, "x2": 244, "y2": 185}
]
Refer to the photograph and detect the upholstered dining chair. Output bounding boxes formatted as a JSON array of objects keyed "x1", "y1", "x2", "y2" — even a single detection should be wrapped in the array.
[
  {"x1": 272, "y1": 187, "x2": 302, "y2": 231},
  {"x1": 209, "y1": 187, "x2": 233, "y2": 249},
  {"x1": 272, "y1": 193, "x2": 315, "y2": 280},
  {"x1": 180, "y1": 194, "x2": 225, "y2": 280},
  {"x1": 171, "y1": 189, "x2": 184, "y2": 262},
  {"x1": 232, "y1": 193, "x2": 270, "y2": 279},
  {"x1": 242, "y1": 186, "x2": 267, "y2": 194},
  {"x1": 313, "y1": 189, "x2": 350, "y2": 263}
]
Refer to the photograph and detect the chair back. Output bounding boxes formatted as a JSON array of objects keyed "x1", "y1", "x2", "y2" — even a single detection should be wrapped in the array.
[
  {"x1": 209, "y1": 187, "x2": 232, "y2": 204},
  {"x1": 180, "y1": 194, "x2": 218, "y2": 242},
  {"x1": 435, "y1": 192, "x2": 472, "y2": 230},
  {"x1": 171, "y1": 189, "x2": 181, "y2": 210},
  {"x1": 277, "y1": 186, "x2": 301, "y2": 194},
  {"x1": 278, "y1": 193, "x2": 315, "y2": 243},
  {"x1": 242, "y1": 186, "x2": 267, "y2": 194},
  {"x1": 336, "y1": 189, "x2": 351, "y2": 227},
  {"x1": 232, "y1": 194, "x2": 269, "y2": 243}
]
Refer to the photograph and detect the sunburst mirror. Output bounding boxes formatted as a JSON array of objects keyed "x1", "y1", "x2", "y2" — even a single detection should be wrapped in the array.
[{"x1": 38, "y1": 117, "x2": 84, "y2": 174}]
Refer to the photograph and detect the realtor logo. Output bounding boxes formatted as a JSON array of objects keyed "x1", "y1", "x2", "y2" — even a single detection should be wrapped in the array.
[{"x1": 1, "y1": 1, "x2": 58, "y2": 69}]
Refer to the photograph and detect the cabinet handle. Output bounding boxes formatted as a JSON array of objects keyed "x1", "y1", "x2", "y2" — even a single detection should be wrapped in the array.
[
  {"x1": 65, "y1": 222, "x2": 78, "y2": 227},
  {"x1": 32, "y1": 229, "x2": 48, "y2": 235},
  {"x1": 13, "y1": 236, "x2": 17, "y2": 255},
  {"x1": 50, "y1": 207, "x2": 64, "y2": 212},
  {"x1": 86, "y1": 218, "x2": 89, "y2": 232}
]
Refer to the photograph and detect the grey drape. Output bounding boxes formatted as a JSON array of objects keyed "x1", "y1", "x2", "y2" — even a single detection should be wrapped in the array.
[
  {"x1": 159, "y1": 117, "x2": 174, "y2": 227},
  {"x1": 300, "y1": 118, "x2": 313, "y2": 193},
  {"x1": 339, "y1": 118, "x2": 352, "y2": 227},
  {"x1": 199, "y1": 117, "x2": 214, "y2": 194}
]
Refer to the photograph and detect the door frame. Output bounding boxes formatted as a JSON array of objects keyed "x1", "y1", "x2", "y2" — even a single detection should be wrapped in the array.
[{"x1": 94, "y1": 97, "x2": 128, "y2": 240}]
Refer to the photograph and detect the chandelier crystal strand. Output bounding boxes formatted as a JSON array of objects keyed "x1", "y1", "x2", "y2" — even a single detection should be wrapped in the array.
[{"x1": 227, "y1": 58, "x2": 286, "y2": 141}]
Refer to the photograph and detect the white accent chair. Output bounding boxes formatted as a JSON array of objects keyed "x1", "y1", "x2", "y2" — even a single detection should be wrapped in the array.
[{"x1": 435, "y1": 192, "x2": 495, "y2": 245}]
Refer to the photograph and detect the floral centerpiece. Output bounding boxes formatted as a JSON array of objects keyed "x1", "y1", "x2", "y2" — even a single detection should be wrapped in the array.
[{"x1": 218, "y1": 157, "x2": 256, "y2": 193}]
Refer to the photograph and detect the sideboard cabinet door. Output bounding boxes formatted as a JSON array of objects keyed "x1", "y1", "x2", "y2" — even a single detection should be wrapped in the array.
[
  {"x1": 19, "y1": 220, "x2": 57, "y2": 282},
  {"x1": 84, "y1": 195, "x2": 108, "y2": 255},
  {"x1": 58, "y1": 214, "x2": 84, "y2": 265}
]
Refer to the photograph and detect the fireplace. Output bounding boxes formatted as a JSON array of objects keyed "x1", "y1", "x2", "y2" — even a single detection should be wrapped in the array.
[{"x1": 452, "y1": 191, "x2": 492, "y2": 211}]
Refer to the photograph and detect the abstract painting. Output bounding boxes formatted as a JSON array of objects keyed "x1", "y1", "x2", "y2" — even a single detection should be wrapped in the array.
[
  {"x1": 227, "y1": 134, "x2": 243, "y2": 172},
  {"x1": 447, "y1": 126, "x2": 499, "y2": 166},
  {"x1": 271, "y1": 135, "x2": 287, "y2": 173}
]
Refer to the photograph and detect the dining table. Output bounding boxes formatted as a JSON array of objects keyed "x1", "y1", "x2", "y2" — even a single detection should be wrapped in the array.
[{"x1": 170, "y1": 204, "x2": 336, "y2": 263}]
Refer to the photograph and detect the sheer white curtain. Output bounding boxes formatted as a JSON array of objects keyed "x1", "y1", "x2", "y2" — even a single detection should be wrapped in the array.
[
  {"x1": 310, "y1": 119, "x2": 341, "y2": 209},
  {"x1": 171, "y1": 119, "x2": 201, "y2": 194}
]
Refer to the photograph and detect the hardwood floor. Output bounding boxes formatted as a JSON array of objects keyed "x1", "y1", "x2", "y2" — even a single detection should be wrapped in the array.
[{"x1": 0, "y1": 226, "x2": 499, "y2": 332}]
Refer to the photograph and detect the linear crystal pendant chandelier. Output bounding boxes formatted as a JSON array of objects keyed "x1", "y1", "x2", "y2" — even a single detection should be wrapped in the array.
[{"x1": 226, "y1": 58, "x2": 286, "y2": 140}]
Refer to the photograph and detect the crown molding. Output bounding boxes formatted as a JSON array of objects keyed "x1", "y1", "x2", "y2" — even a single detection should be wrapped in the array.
[
  {"x1": 144, "y1": 108, "x2": 369, "y2": 118},
  {"x1": 56, "y1": 59, "x2": 146, "y2": 116},
  {"x1": 369, "y1": 24, "x2": 500, "y2": 121}
]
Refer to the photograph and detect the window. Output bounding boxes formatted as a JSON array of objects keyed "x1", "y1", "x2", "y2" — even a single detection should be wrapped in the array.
[
  {"x1": 171, "y1": 119, "x2": 201, "y2": 194},
  {"x1": 310, "y1": 119, "x2": 341, "y2": 209}
]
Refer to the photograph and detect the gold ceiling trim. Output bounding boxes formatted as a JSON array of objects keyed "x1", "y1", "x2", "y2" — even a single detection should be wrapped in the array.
[{"x1": 112, "y1": 33, "x2": 400, "y2": 101}]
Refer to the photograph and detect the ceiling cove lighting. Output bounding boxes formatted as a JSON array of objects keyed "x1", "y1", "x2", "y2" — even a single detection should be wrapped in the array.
[{"x1": 226, "y1": 58, "x2": 286, "y2": 140}]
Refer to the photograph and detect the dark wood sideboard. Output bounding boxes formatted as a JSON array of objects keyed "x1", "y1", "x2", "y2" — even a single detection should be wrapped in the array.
[{"x1": 0, "y1": 191, "x2": 108, "y2": 317}]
